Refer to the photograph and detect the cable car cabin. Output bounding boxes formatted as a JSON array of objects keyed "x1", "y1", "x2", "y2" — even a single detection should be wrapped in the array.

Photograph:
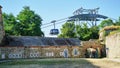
[{"x1": 50, "y1": 29, "x2": 59, "y2": 35}]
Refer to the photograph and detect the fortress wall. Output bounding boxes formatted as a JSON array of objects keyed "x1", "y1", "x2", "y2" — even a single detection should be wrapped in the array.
[{"x1": 106, "y1": 32, "x2": 120, "y2": 58}]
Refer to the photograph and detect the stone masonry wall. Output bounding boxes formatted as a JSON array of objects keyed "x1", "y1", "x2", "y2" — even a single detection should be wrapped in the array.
[
  {"x1": 0, "y1": 5, "x2": 5, "y2": 44},
  {"x1": 0, "y1": 46, "x2": 83, "y2": 59},
  {"x1": 106, "y1": 32, "x2": 120, "y2": 58}
]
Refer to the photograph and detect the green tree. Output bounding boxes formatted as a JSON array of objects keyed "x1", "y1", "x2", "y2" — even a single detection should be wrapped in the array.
[
  {"x1": 115, "y1": 17, "x2": 120, "y2": 25},
  {"x1": 99, "y1": 19, "x2": 114, "y2": 29},
  {"x1": 76, "y1": 23, "x2": 91, "y2": 40},
  {"x1": 16, "y1": 6, "x2": 44, "y2": 36},
  {"x1": 58, "y1": 22, "x2": 99, "y2": 40},
  {"x1": 89, "y1": 26, "x2": 99, "y2": 39},
  {"x1": 3, "y1": 6, "x2": 44, "y2": 36},
  {"x1": 3, "y1": 13, "x2": 18, "y2": 35},
  {"x1": 58, "y1": 22, "x2": 76, "y2": 38},
  {"x1": 76, "y1": 23, "x2": 99, "y2": 40}
]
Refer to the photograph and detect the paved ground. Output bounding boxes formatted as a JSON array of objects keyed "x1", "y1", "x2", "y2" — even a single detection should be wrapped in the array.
[
  {"x1": 0, "y1": 58, "x2": 120, "y2": 68},
  {"x1": 109, "y1": 58, "x2": 120, "y2": 63},
  {"x1": 86, "y1": 58, "x2": 120, "y2": 68}
]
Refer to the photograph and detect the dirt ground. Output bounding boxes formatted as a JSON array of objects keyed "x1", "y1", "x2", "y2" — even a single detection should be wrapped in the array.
[
  {"x1": 86, "y1": 58, "x2": 120, "y2": 68},
  {"x1": 0, "y1": 58, "x2": 120, "y2": 68}
]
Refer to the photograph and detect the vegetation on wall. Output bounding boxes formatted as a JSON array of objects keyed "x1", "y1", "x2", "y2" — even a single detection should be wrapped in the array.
[
  {"x1": 109, "y1": 29, "x2": 120, "y2": 36},
  {"x1": 98, "y1": 18, "x2": 120, "y2": 45},
  {"x1": 99, "y1": 25, "x2": 120, "y2": 37}
]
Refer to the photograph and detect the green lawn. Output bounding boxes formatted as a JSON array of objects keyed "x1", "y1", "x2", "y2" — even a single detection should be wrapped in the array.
[
  {"x1": 0, "y1": 58, "x2": 90, "y2": 65},
  {"x1": 0, "y1": 58, "x2": 120, "y2": 68}
]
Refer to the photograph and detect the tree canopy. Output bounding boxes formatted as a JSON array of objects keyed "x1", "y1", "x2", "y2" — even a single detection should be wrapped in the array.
[
  {"x1": 59, "y1": 17, "x2": 120, "y2": 41},
  {"x1": 115, "y1": 17, "x2": 120, "y2": 25},
  {"x1": 98, "y1": 19, "x2": 114, "y2": 29},
  {"x1": 3, "y1": 13, "x2": 18, "y2": 35},
  {"x1": 3, "y1": 6, "x2": 44, "y2": 36},
  {"x1": 58, "y1": 22, "x2": 76, "y2": 38},
  {"x1": 98, "y1": 17, "x2": 120, "y2": 29},
  {"x1": 58, "y1": 22, "x2": 99, "y2": 40},
  {"x1": 76, "y1": 23, "x2": 99, "y2": 40}
]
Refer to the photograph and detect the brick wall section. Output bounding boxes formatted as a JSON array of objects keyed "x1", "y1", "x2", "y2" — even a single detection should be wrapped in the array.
[{"x1": 106, "y1": 32, "x2": 120, "y2": 58}]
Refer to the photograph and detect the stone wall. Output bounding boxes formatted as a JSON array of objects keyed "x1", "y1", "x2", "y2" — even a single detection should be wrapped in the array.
[
  {"x1": 0, "y1": 5, "x2": 5, "y2": 44},
  {"x1": 99, "y1": 31, "x2": 105, "y2": 45},
  {"x1": 81, "y1": 41, "x2": 104, "y2": 58},
  {"x1": 106, "y1": 32, "x2": 120, "y2": 58},
  {"x1": 0, "y1": 46, "x2": 83, "y2": 59}
]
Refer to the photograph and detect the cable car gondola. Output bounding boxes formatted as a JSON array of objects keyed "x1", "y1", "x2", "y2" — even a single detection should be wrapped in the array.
[
  {"x1": 50, "y1": 29, "x2": 59, "y2": 35},
  {"x1": 50, "y1": 20, "x2": 59, "y2": 35}
]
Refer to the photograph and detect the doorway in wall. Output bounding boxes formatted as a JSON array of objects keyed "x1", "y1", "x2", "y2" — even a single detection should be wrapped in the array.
[{"x1": 63, "y1": 49, "x2": 68, "y2": 58}]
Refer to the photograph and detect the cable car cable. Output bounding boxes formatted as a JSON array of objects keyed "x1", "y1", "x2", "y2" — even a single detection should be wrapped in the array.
[
  {"x1": 41, "y1": 16, "x2": 70, "y2": 26},
  {"x1": 41, "y1": 24, "x2": 53, "y2": 29},
  {"x1": 41, "y1": 20, "x2": 66, "y2": 29},
  {"x1": 42, "y1": 22, "x2": 52, "y2": 26}
]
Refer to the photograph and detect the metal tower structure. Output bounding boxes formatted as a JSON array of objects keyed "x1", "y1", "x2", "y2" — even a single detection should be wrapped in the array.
[
  {"x1": 73, "y1": 7, "x2": 99, "y2": 15},
  {"x1": 68, "y1": 7, "x2": 108, "y2": 26}
]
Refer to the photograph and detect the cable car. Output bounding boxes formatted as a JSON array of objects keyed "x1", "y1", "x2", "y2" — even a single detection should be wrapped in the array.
[
  {"x1": 49, "y1": 20, "x2": 59, "y2": 35},
  {"x1": 50, "y1": 29, "x2": 59, "y2": 35}
]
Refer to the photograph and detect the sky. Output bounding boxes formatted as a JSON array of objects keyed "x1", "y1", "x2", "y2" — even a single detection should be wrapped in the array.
[{"x1": 0, "y1": 0, "x2": 120, "y2": 37}]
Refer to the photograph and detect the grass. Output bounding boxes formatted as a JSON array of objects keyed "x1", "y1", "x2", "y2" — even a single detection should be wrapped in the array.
[
  {"x1": 0, "y1": 58, "x2": 90, "y2": 65},
  {"x1": 0, "y1": 58, "x2": 120, "y2": 68}
]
